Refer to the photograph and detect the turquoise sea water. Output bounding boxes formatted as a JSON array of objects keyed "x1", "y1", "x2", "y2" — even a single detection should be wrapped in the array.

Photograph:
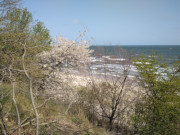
[{"x1": 90, "y1": 45, "x2": 180, "y2": 63}]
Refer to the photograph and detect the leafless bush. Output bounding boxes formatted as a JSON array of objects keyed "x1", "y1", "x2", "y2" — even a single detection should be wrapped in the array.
[{"x1": 78, "y1": 48, "x2": 140, "y2": 133}]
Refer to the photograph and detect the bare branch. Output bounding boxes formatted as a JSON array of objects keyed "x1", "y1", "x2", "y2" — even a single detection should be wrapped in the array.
[
  {"x1": 22, "y1": 42, "x2": 39, "y2": 135},
  {"x1": 12, "y1": 79, "x2": 21, "y2": 135}
]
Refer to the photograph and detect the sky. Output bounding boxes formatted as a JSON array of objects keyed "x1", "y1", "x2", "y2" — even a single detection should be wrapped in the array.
[{"x1": 23, "y1": 0, "x2": 180, "y2": 45}]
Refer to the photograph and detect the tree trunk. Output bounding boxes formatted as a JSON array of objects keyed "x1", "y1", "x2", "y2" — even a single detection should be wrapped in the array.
[
  {"x1": 12, "y1": 80, "x2": 21, "y2": 135},
  {"x1": 109, "y1": 117, "x2": 113, "y2": 131},
  {"x1": 22, "y1": 43, "x2": 39, "y2": 135},
  {"x1": 0, "y1": 103, "x2": 8, "y2": 135}
]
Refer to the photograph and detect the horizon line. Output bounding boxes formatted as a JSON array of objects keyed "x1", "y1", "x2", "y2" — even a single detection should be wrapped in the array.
[{"x1": 91, "y1": 44, "x2": 180, "y2": 46}]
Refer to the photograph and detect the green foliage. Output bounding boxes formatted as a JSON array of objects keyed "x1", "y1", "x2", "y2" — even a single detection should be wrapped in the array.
[
  {"x1": 0, "y1": 5, "x2": 52, "y2": 134},
  {"x1": 0, "y1": 7, "x2": 51, "y2": 82},
  {"x1": 133, "y1": 53, "x2": 180, "y2": 135}
]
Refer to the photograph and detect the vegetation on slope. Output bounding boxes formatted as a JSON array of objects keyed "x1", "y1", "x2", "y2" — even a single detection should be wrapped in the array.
[{"x1": 0, "y1": 0, "x2": 180, "y2": 135}]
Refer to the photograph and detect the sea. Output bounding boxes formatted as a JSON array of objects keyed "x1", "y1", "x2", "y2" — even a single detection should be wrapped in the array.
[{"x1": 89, "y1": 45, "x2": 180, "y2": 77}]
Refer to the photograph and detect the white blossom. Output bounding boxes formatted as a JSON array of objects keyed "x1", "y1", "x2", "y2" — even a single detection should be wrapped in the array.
[{"x1": 40, "y1": 35, "x2": 93, "y2": 71}]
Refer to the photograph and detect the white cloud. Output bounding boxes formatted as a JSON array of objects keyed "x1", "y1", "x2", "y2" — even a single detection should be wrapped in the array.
[{"x1": 72, "y1": 19, "x2": 80, "y2": 24}]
